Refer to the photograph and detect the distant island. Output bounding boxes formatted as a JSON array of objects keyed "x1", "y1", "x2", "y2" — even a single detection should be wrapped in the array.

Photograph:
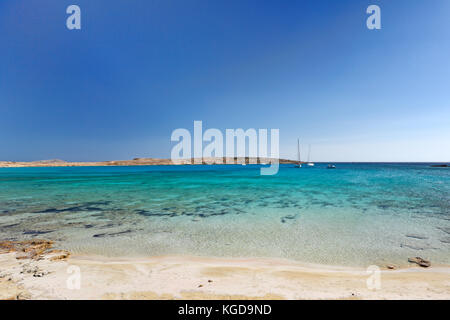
[{"x1": 0, "y1": 157, "x2": 298, "y2": 168}]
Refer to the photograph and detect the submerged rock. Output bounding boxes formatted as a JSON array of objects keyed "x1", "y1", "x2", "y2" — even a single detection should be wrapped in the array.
[
  {"x1": 401, "y1": 243, "x2": 424, "y2": 250},
  {"x1": 438, "y1": 227, "x2": 450, "y2": 235},
  {"x1": 408, "y1": 257, "x2": 431, "y2": 268},
  {"x1": 406, "y1": 234, "x2": 428, "y2": 240},
  {"x1": 23, "y1": 230, "x2": 53, "y2": 236}
]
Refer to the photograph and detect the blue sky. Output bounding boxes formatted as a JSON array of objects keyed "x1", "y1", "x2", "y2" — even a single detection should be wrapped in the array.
[{"x1": 0, "y1": 0, "x2": 449, "y2": 162}]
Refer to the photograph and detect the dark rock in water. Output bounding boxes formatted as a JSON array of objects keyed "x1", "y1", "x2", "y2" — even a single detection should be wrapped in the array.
[
  {"x1": 400, "y1": 243, "x2": 424, "y2": 250},
  {"x1": 280, "y1": 214, "x2": 297, "y2": 223},
  {"x1": 406, "y1": 234, "x2": 429, "y2": 240},
  {"x1": 37, "y1": 202, "x2": 107, "y2": 214},
  {"x1": 408, "y1": 257, "x2": 431, "y2": 268},
  {"x1": 83, "y1": 207, "x2": 103, "y2": 211},
  {"x1": 87, "y1": 201, "x2": 111, "y2": 206},
  {"x1": 135, "y1": 209, "x2": 168, "y2": 217},
  {"x1": 93, "y1": 230, "x2": 132, "y2": 238},
  {"x1": 38, "y1": 208, "x2": 60, "y2": 213},
  {"x1": 440, "y1": 237, "x2": 450, "y2": 244},
  {"x1": 108, "y1": 230, "x2": 132, "y2": 236},
  {"x1": 23, "y1": 230, "x2": 53, "y2": 235},
  {"x1": 438, "y1": 227, "x2": 450, "y2": 235},
  {"x1": 84, "y1": 224, "x2": 94, "y2": 229},
  {"x1": 93, "y1": 233, "x2": 107, "y2": 238},
  {"x1": 0, "y1": 223, "x2": 20, "y2": 228}
]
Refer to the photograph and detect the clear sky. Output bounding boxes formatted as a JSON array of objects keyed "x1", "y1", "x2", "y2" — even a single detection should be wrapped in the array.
[{"x1": 1, "y1": 0, "x2": 449, "y2": 162}]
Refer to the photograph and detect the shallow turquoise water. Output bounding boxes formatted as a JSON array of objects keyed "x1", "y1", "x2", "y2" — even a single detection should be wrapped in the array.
[{"x1": 0, "y1": 163, "x2": 449, "y2": 267}]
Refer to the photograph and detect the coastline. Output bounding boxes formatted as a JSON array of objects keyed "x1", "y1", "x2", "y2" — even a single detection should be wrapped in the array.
[
  {"x1": 0, "y1": 157, "x2": 297, "y2": 168},
  {"x1": 1, "y1": 243, "x2": 449, "y2": 300}
]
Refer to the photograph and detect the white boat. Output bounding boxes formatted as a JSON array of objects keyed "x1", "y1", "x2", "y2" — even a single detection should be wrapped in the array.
[
  {"x1": 306, "y1": 144, "x2": 314, "y2": 167},
  {"x1": 296, "y1": 138, "x2": 302, "y2": 168}
]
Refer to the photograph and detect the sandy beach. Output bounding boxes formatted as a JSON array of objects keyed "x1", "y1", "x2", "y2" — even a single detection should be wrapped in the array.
[{"x1": 1, "y1": 241, "x2": 449, "y2": 300}]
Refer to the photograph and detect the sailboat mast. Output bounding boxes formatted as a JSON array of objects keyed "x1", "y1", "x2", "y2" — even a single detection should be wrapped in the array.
[
  {"x1": 307, "y1": 144, "x2": 311, "y2": 163},
  {"x1": 297, "y1": 139, "x2": 301, "y2": 164}
]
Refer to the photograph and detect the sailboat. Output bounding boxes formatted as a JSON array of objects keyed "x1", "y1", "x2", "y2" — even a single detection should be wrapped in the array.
[
  {"x1": 306, "y1": 144, "x2": 314, "y2": 167},
  {"x1": 296, "y1": 138, "x2": 302, "y2": 168}
]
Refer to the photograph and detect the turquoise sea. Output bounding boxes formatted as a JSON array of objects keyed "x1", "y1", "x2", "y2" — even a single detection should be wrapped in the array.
[{"x1": 0, "y1": 163, "x2": 449, "y2": 267}]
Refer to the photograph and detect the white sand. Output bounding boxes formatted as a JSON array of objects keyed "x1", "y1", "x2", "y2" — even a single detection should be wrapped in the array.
[{"x1": 1, "y1": 251, "x2": 449, "y2": 300}]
